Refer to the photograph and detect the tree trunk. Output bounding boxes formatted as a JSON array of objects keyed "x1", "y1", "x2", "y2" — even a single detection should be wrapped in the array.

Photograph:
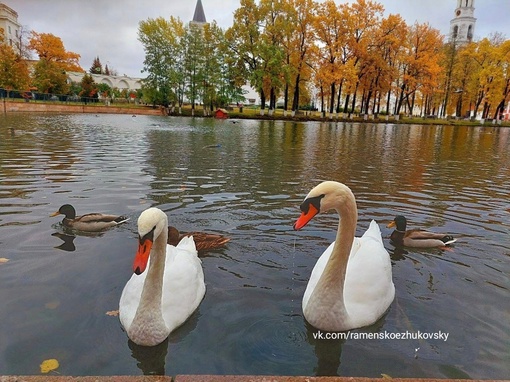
[{"x1": 329, "y1": 83, "x2": 335, "y2": 114}]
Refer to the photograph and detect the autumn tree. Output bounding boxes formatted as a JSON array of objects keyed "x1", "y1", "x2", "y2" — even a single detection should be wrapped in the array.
[
  {"x1": 469, "y1": 36, "x2": 510, "y2": 119},
  {"x1": 395, "y1": 22, "x2": 443, "y2": 115},
  {"x1": 29, "y1": 32, "x2": 83, "y2": 94},
  {"x1": 285, "y1": 0, "x2": 316, "y2": 113},
  {"x1": 0, "y1": 31, "x2": 31, "y2": 93},
  {"x1": 29, "y1": 32, "x2": 82, "y2": 72},
  {"x1": 79, "y1": 73, "x2": 97, "y2": 101},
  {"x1": 341, "y1": 0, "x2": 385, "y2": 115}
]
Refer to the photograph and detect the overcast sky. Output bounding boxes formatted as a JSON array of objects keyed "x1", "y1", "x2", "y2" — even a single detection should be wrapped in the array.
[{"x1": 4, "y1": 0, "x2": 510, "y2": 78}]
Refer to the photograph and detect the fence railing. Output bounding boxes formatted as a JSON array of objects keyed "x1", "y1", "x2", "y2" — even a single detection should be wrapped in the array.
[{"x1": 0, "y1": 88, "x2": 139, "y2": 105}]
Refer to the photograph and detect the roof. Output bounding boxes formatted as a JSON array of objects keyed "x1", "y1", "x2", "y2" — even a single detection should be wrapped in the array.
[{"x1": 192, "y1": 0, "x2": 207, "y2": 23}]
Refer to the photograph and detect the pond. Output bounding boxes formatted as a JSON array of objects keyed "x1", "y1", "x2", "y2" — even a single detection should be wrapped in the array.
[{"x1": 0, "y1": 113, "x2": 509, "y2": 378}]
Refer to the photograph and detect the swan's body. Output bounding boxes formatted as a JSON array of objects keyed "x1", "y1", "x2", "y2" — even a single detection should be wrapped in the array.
[
  {"x1": 294, "y1": 181, "x2": 395, "y2": 332},
  {"x1": 50, "y1": 204, "x2": 128, "y2": 232},
  {"x1": 167, "y1": 226, "x2": 230, "y2": 252},
  {"x1": 119, "y1": 208, "x2": 205, "y2": 346},
  {"x1": 387, "y1": 215, "x2": 456, "y2": 248}
]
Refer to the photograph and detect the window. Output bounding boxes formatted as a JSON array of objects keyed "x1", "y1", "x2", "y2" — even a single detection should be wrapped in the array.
[
  {"x1": 467, "y1": 25, "x2": 473, "y2": 40},
  {"x1": 453, "y1": 25, "x2": 459, "y2": 39}
]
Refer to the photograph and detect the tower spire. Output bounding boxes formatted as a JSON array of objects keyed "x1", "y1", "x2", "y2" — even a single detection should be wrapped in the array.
[{"x1": 192, "y1": 0, "x2": 207, "y2": 24}]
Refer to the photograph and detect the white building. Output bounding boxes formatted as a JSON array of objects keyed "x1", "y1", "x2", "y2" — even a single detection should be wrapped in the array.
[
  {"x1": 66, "y1": 71, "x2": 143, "y2": 91},
  {"x1": 0, "y1": 2, "x2": 21, "y2": 55},
  {"x1": 449, "y1": 0, "x2": 476, "y2": 45}
]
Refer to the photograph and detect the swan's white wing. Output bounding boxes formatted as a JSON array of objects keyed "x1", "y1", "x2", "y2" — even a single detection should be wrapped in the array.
[
  {"x1": 161, "y1": 240, "x2": 206, "y2": 332},
  {"x1": 344, "y1": 220, "x2": 395, "y2": 325}
]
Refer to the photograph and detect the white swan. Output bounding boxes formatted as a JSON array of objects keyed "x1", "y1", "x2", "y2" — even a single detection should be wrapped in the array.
[
  {"x1": 293, "y1": 181, "x2": 395, "y2": 332},
  {"x1": 119, "y1": 207, "x2": 205, "y2": 346}
]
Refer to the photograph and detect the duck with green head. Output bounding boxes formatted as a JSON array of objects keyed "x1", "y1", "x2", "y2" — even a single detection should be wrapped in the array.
[{"x1": 387, "y1": 215, "x2": 456, "y2": 248}]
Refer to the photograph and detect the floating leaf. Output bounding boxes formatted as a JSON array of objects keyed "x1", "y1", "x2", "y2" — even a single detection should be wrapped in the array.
[
  {"x1": 45, "y1": 301, "x2": 60, "y2": 310},
  {"x1": 0, "y1": 258, "x2": 9, "y2": 263},
  {"x1": 381, "y1": 374, "x2": 392, "y2": 379},
  {"x1": 40, "y1": 358, "x2": 59, "y2": 373},
  {"x1": 106, "y1": 310, "x2": 119, "y2": 317}
]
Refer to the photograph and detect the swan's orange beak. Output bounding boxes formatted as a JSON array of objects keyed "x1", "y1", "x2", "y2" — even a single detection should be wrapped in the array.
[
  {"x1": 294, "y1": 204, "x2": 319, "y2": 230},
  {"x1": 133, "y1": 235, "x2": 153, "y2": 275}
]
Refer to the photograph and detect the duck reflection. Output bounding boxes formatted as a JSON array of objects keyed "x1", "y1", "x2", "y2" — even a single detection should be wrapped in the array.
[
  {"x1": 51, "y1": 232, "x2": 76, "y2": 252},
  {"x1": 128, "y1": 337, "x2": 168, "y2": 375},
  {"x1": 51, "y1": 227, "x2": 106, "y2": 252},
  {"x1": 388, "y1": 245, "x2": 409, "y2": 261}
]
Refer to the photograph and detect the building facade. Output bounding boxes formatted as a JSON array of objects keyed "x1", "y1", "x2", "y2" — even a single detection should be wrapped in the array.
[
  {"x1": 66, "y1": 71, "x2": 142, "y2": 91},
  {"x1": 449, "y1": 0, "x2": 476, "y2": 45},
  {"x1": 0, "y1": 2, "x2": 21, "y2": 54}
]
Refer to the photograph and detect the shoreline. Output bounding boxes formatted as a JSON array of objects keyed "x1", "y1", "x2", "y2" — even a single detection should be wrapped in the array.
[
  {"x1": 0, "y1": 376, "x2": 507, "y2": 381},
  {"x1": 2, "y1": 99, "x2": 509, "y2": 127}
]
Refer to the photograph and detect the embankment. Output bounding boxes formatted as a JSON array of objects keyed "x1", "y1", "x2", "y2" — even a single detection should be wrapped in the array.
[{"x1": 2, "y1": 100, "x2": 163, "y2": 116}]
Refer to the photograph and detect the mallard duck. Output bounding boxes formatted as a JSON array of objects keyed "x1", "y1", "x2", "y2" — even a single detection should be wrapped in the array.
[
  {"x1": 167, "y1": 226, "x2": 230, "y2": 252},
  {"x1": 387, "y1": 215, "x2": 456, "y2": 248},
  {"x1": 119, "y1": 207, "x2": 205, "y2": 346},
  {"x1": 293, "y1": 181, "x2": 395, "y2": 332},
  {"x1": 50, "y1": 204, "x2": 129, "y2": 232}
]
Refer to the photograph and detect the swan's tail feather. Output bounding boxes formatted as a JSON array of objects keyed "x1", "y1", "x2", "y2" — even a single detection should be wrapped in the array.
[
  {"x1": 361, "y1": 220, "x2": 383, "y2": 241},
  {"x1": 177, "y1": 235, "x2": 197, "y2": 253}
]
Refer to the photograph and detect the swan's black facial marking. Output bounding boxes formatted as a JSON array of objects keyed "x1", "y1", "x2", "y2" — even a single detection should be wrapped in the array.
[
  {"x1": 138, "y1": 226, "x2": 156, "y2": 245},
  {"x1": 134, "y1": 227, "x2": 156, "y2": 275},
  {"x1": 300, "y1": 194, "x2": 325, "y2": 214}
]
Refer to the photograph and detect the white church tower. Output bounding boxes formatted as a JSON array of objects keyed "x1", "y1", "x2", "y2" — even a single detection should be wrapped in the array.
[{"x1": 449, "y1": 0, "x2": 476, "y2": 45}]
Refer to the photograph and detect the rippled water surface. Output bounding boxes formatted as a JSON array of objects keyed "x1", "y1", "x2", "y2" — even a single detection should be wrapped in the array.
[{"x1": 0, "y1": 113, "x2": 509, "y2": 378}]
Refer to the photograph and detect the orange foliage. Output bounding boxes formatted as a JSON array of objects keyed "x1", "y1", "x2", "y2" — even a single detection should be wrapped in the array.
[{"x1": 29, "y1": 31, "x2": 83, "y2": 72}]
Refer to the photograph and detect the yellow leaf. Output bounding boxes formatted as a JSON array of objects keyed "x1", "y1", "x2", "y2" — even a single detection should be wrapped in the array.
[
  {"x1": 381, "y1": 374, "x2": 392, "y2": 379},
  {"x1": 45, "y1": 301, "x2": 60, "y2": 310},
  {"x1": 0, "y1": 258, "x2": 9, "y2": 263},
  {"x1": 106, "y1": 310, "x2": 119, "y2": 316},
  {"x1": 40, "y1": 358, "x2": 59, "y2": 373}
]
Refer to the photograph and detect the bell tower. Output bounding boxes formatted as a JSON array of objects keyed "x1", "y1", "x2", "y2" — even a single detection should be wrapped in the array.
[{"x1": 449, "y1": 0, "x2": 476, "y2": 45}]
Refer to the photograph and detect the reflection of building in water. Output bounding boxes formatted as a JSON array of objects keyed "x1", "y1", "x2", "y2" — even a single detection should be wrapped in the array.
[{"x1": 449, "y1": 0, "x2": 476, "y2": 45}]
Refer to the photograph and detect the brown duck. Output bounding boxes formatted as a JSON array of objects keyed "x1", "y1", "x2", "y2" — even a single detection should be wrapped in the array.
[
  {"x1": 50, "y1": 204, "x2": 129, "y2": 232},
  {"x1": 167, "y1": 226, "x2": 230, "y2": 251},
  {"x1": 387, "y1": 215, "x2": 456, "y2": 248}
]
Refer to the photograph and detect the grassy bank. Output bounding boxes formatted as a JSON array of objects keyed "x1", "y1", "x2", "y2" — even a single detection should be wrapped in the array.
[{"x1": 3, "y1": 98, "x2": 509, "y2": 127}]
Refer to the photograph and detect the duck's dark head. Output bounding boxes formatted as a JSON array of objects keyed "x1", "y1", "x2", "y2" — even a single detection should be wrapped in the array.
[
  {"x1": 387, "y1": 215, "x2": 407, "y2": 232},
  {"x1": 50, "y1": 204, "x2": 76, "y2": 219}
]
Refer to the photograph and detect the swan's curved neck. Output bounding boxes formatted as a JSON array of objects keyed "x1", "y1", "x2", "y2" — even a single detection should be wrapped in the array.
[
  {"x1": 306, "y1": 190, "x2": 358, "y2": 325},
  {"x1": 130, "y1": 228, "x2": 168, "y2": 338},
  {"x1": 325, "y1": 196, "x2": 357, "y2": 287}
]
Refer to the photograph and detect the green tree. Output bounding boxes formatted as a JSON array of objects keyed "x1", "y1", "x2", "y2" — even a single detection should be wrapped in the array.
[
  {"x1": 32, "y1": 59, "x2": 69, "y2": 94},
  {"x1": 90, "y1": 56, "x2": 102, "y2": 74},
  {"x1": 138, "y1": 16, "x2": 182, "y2": 107},
  {"x1": 226, "y1": 0, "x2": 267, "y2": 109}
]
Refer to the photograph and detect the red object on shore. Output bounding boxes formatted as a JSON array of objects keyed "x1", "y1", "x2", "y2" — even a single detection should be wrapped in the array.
[{"x1": 214, "y1": 108, "x2": 229, "y2": 119}]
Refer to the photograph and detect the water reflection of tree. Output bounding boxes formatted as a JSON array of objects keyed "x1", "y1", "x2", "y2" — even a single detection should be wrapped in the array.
[{"x1": 0, "y1": 115, "x2": 81, "y2": 199}]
